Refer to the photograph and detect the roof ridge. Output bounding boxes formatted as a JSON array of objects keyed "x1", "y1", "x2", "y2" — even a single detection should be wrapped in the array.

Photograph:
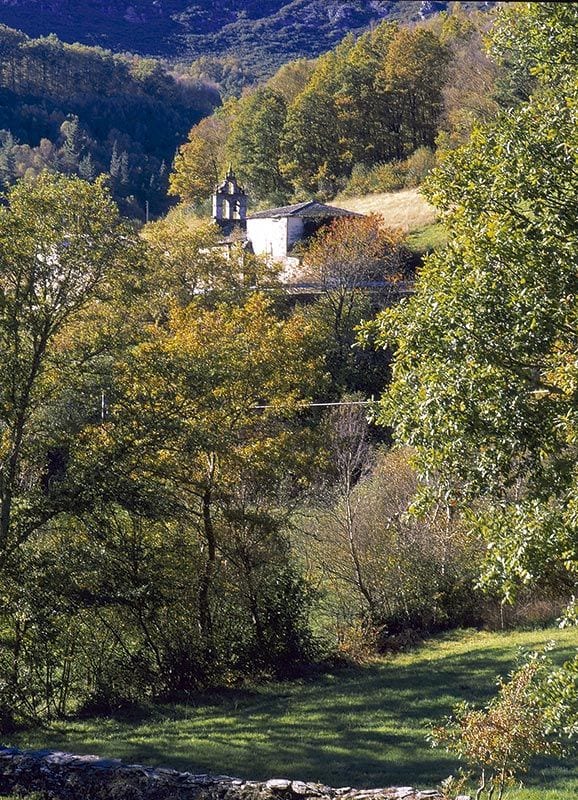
[
  {"x1": 291, "y1": 200, "x2": 317, "y2": 210},
  {"x1": 247, "y1": 199, "x2": 363, "y2": 219}
]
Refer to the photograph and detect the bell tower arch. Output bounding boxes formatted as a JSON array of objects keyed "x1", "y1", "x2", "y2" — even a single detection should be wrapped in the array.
[{"x1": 212, "y1": 167, "x2": 248, "y2": 227}]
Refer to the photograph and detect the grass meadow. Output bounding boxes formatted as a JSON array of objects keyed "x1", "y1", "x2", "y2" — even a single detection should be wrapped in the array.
[
  {"x1": 334, "y1": 188, "x2": 437, "y2": 233},
  {"x1": 4, "y1": 628, "x2": 578, "y2": 799},
  {"x1": 334, "y1": 188, "x2": 446, "y2": 259}
]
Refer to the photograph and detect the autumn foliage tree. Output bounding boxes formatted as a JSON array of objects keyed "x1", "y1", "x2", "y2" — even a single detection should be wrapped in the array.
[
  {"x1": 265, "y1": 58, "x2": 316, "y2": 104},
  {"x1": 378, "y1": 27, "x2": 449, "y2": 159},
  {"x1": 170, "y1": 14, "x2": 460, "y2": 205},
  {"x1": 168, "y1": 103, "x2": 236, "y2": 205},
  {"x1": 431, "y1": 653, "x2": 563, "y2": 800},
  {"x1": 304, "y1": 213, "x2": 406, "y2": 288},
  {"x1": 302, "y1": 214, "x2": 406, "y2": 391},
  {"x1": 97, "y1": 293, "x2": 325, "y2": 679},
  {"x1": 280, "y1": 39, "x2": 354, "y2": 196}
]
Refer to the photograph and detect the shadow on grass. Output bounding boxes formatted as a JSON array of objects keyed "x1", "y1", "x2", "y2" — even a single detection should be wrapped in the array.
[{"x1": 8, "y1": 631, "x2": 577, "y2": 791}]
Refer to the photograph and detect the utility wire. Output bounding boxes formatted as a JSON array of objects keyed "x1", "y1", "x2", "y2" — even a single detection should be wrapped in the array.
[{"x1": 252, "y1": 399, "x2": 376, "y2": 409}]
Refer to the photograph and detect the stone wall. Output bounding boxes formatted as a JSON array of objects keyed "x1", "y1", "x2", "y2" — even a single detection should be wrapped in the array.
[{"x1": 0, "y1": 746, "x2": 447, "y2": 800}]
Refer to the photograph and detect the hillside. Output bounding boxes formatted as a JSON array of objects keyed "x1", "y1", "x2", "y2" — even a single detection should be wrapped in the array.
[
  {"x1": 334, "y1": 188, "x2": 437, "y2": 233},
  {"x1": 0, "y1": 25, "x2": 219, "y2": 218},
  {"x1": 334, "y1": 188, "x2": 445, "y2": 256},
  {"x1": 0, "y1": 1, "x2": 493, "y2": 79}
]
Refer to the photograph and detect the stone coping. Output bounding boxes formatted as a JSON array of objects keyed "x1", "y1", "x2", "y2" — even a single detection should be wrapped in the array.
[{"x1": 0, "y1": 746, "x2": 447, "y2": 800}]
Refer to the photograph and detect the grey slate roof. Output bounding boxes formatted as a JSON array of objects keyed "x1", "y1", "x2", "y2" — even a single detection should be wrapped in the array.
[{"x1": 247, "y1": 200, "x2": 363, "y2": 220}]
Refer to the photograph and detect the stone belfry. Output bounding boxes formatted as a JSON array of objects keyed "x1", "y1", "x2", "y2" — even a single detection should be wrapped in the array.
[{"x1": 212, "y1": 166, "x2": 248, "y2": 228}]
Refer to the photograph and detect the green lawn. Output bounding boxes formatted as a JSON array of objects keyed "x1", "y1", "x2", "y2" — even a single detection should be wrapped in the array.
[
  {"x1": 407, "y1": 222, "x2": 448, "y2": 256},
  {"x1": 3, "y1": 628, "x2": 578, "y2": 798}
]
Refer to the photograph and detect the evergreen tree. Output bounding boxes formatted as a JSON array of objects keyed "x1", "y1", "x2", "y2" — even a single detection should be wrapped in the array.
[
  {"x1": 0, "y1": 130, "x2": 16, "y2": 188},
  {"x1": 59, "y1": 114, "x2": 84, "y2": 174},
  {"x1": 78, "y1": 152, "x2": 95, "y2": 181},
  {"x1": 109, "y1": 141, "x2": 121, "y2": 180},
  {"x1": 119, "y1": 150, "x2": 130, "y2": 185}
]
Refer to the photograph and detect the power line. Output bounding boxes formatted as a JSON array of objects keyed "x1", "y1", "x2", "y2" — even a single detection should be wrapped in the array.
[
  {"x1": 97, "y1": 390, "x2": 376, "y2": 415},
  {"x1": 252, "y1": 399, "x2": 376, "y2": 410}
]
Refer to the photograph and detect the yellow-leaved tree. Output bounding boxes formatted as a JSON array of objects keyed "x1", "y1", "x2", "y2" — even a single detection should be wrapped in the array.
[{"x1": 73, "y1": 293, "x2": 326, "y2": 682}]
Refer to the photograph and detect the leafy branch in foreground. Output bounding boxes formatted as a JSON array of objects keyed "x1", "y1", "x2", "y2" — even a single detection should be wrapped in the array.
[{"x1": 364, "y1": 1, "x2": 578, "y2": 599}]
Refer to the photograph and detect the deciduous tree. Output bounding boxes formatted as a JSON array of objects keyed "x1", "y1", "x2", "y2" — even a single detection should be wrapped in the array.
[
  {"x1": 99, "y1": 293, "x2": 324, "y2": 671},
  {"x1": 379, "y1": 27, "x2": 449, "y2": 159},
  {"x1": 366, "y1": 2, "x2": 578, "y2": 599},
  {"x1": 169, "y1": 103, "x2": 236, "y2": 205},
  {"x1": 0, "y1": 173, "x2": 143, "y2": 554},
  {"x1": 303, "y1": 214, "x2": 406, "y2": 391},
  {"x1": 280, "y1": 42, "x2": 351, "y2": 196},
  {"x1": 225, "y1": 88, "x2": 290, "y2": 204}
]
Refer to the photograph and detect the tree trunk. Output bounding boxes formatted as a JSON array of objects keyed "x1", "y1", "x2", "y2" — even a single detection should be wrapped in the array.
[{"x1": 198, "y1": 455, "x2": 217, "y2": 654}]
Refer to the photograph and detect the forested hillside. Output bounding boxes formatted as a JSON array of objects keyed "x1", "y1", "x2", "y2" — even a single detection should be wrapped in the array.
[
  {"x1": 0, "y1": 2, "x2": 497, "y2": 220},
  {"x1": 0, "y1": 1, "x2": 493, "y2": 85},
  {"x1": 0, "y1": 25, "x2": 219, "y2": 217},
  {"x1": 170, "y1": 5, "x2": 500, "y2": 208}
]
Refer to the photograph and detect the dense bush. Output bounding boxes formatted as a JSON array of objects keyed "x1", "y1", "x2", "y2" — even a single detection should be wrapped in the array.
[
  {"x1": 0, "y1": 511, "x2": 318, "y2": 722},
  {"x1": 339, "y1": 147, "x2": 436, "y2": 197}
]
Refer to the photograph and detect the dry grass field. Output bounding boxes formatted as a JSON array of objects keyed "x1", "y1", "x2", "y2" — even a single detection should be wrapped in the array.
[{"x1": 334, "y1": 187, "x2": 437, "y2": 232}]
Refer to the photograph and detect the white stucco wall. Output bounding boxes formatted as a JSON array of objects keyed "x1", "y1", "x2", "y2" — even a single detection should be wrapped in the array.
[{"x1": 246, "y1": 217, "x2": 288, "y2": 258}]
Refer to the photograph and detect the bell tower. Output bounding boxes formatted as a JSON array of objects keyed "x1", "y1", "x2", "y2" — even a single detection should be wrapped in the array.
[{"x1": 212, "y1": 166, "x2": 248, "y2": 228}]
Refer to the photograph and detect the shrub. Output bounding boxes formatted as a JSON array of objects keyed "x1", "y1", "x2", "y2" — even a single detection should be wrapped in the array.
[
  {"x1": 430, "y1": 648, "x2": 578, "y2": 800},
  {"x1": 340, "y1": 162, "x2": 405, "y2": 197},
  {"x1": 403, "y1": 146, "x2": 436, "y2": 188},
  {"x1": 301, "y1": 445, "x2": 484, "y2": 653},
  {"x1": 339, "y1": 148, "x2": 435, "y2": 198}
]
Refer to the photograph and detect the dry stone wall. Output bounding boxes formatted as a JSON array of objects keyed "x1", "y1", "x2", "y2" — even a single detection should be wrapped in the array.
[{"x1": 0, "y1": 747, "x2": 448, "y2": 800}]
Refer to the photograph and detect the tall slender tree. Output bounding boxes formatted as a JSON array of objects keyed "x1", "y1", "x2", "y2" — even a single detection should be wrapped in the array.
[{"x1": 225, "y1": 88, "x2": 290, "y2": 204}]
